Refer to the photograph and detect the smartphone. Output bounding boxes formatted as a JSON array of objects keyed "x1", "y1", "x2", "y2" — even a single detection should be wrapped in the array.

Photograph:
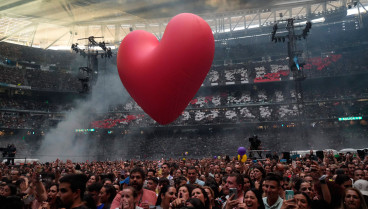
[
  {"x1": 229, "y1": 188, "x2": 238, "y2": 199},
  {"x1": 285, "y1": 190, "x2": 294, "y2": 200}
]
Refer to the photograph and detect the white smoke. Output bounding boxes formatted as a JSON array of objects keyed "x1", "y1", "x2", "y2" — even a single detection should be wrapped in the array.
[{"x1": 37, "y1": 63, "x2": 131, "y2": 162}]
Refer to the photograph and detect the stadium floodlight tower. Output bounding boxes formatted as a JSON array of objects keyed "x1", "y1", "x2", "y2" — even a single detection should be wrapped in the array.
[
  {"x1": 71, "y1": 36, "x2": 112, "y2": 93},
  {"x1": 271, "y1": 18, "x2": 312, "y2": 126}
]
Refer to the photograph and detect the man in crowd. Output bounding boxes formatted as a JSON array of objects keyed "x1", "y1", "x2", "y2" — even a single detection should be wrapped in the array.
[
  {"x1": 223, "y1": 173, "x2": 245, "y2": 209},
  {"x1": 263, "y1": 173, "x2": 283, "y2": 209},
  {"x1": 58, "y1": 174, "x2": 89, "y2": 209},
  {"x1": 187, "y1": 166, "x2": 205, "y2": 186},
  {"x1": 161, "y1": 163, "x2": 173, "y2": 180},
  {"x1": 354, "y1": 168, "x2": 365, "y2": 181},
  {"x1": 146, "y1": 177, "x2": 158, "y2": 193},
  {"x1": 111, "y1": 167, "x2": 157, "y2": 209}
]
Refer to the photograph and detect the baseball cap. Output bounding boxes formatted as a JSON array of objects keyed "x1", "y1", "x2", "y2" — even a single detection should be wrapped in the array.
[
  {"x1": 353, "y1": 179, "x2": 368, "y2": 196},
  {"x1": 119, "y1": 176, "x2": 130, "y2": 185}
]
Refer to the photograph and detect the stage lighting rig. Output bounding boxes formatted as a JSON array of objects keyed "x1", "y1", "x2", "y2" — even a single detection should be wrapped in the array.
[{"x1": 270, "y1": 18, "x2": 313, "y2": 138}]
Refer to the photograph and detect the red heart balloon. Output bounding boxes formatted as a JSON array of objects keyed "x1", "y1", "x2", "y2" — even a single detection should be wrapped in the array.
[{"x1": 117, "y1": 13, "x2": 215, "y2": 125}]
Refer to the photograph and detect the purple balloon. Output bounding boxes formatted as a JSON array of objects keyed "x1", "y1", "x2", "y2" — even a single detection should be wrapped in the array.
[{"x1": 237, "y1": 147, "x2": 246, "y2": 155}]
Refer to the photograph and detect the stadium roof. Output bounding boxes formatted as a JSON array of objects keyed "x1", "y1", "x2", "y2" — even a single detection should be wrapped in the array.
[{"x1": 0, "y1": 0, "x2": 366, "y2": 49}]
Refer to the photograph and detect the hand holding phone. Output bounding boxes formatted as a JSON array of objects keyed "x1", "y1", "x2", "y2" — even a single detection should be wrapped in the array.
[
  {"x1": 229, "y1": 188, "x2": 238, "y2": 200},
  {"x1": 285, "y1": 190, "x2": 294, "y2": 200}
]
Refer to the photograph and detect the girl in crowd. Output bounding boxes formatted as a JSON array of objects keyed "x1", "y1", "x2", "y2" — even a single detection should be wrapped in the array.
[
  {"x1": 191, "y1": 186, "x2": 210, "y2": 209},
  {"x1": 203, "y1": 186, "x2": 221, "y2": 209},
  {"x1": 99, "y1": 184, "x2": 117, "y2": 209},
  {"x1": 0, "y1": 183, "x2": 17, "y2": 197},
  {"x1": 121, "y1": 186, "x2": 140, "y2": 209},
  {"x1": 87, "y1": 175, "x2": 101, "y2": 187},
  {"x1": 156, "y1": 185, "x2": 177, "y2": 209},
  {"x1": 281, "y1": 192, "x2": 312, "y2": 209},
  {"x1": 38, "y1": 183, "x2": 61, "y2": 209},
  {"x1": 339, "y1": 188, "x2": 367, "y2": 209},
  {"x1": 251, "y1": 165, "x2": 265, "y2": 191},
  {"x1": 244, "y1": 189, "x2": 265, "y2": 209},
  {"x1": 242, "y1": 175, "x2": 254, "y2": 192},
  {"x1": 186, "y1": 198, "x2": 206, "y2": 209}
]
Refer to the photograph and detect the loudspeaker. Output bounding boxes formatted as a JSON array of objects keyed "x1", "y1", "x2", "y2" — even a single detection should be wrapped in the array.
[
  {"x1": 282, "y1": 152, "x2": 290, "y2": 160},
  {"x1": 316, "y1": 151, "x2": 324, "y2": 160},
  {"x1": 357, "y1": 150, "x2": 365, "y2": 159}
]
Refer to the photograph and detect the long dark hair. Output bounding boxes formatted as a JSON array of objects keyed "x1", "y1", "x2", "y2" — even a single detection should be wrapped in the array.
[
  {"x1": 191, "y1": 186, "x2": 210, "y2": 209},
  {"x1": 245, "y1": 189, "x2": 265, "y2": 209},
  {"x1": 156, "y1": 185, "x2": 176, "y2": 206}
]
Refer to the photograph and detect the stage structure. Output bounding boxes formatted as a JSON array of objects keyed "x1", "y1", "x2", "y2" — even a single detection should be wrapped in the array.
[
  {"x1": 71, "y1": 36, "x2": 113, "y2": 93},
  {"x1": 271, "y1": 18, "x2": 312, "y2": 139}
]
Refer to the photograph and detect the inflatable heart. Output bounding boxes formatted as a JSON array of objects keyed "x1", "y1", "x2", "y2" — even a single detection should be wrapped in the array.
[{"x1": 117, "y1": 13, "x2": 215, "y2": 124}]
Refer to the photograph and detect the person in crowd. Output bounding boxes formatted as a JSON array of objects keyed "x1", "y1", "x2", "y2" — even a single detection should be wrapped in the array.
[
  {"x1": 120, "y1": 186, "x2": 139, "y2": 209},
  {"x1": 87, "y1": 175, "x2": 101, "y2": 188},
  {"x1": 88, "y1": 182, "x2": 103, "y2": 209},
  {"x1": 262, "y1": 173, "x2": 283, "y2": 209},
  {"x1": 38, "y1": 183, "x2": 61, "y2": 209},
  {"x1": 339, "y1": 188, "x2": 368, "y2": 209},
  {"x1": 251, "y1": 165, "x2": 266, "y2": 191},
  {"x1": 161, "y1": 163, "x2": 173, "y2": 181},
  {"x1": 146, "y1": 177, "x2": 159, "y2": 193},
  {"x1": 171, "y1": 184, "x2": 194, "y2": 208},
  {"x1": 204, "y1": 186, "x2": 221, "y2": 209},
  {"x1": 0, "y1": 183, "x2": 17, "y2": 197},
  {"x1": 223, "y1": 173, "x2": 245, "y2": 209},
  {"x1": 191, "y1": 186, "x2": 210, "y2": 209},
  {"x1": 187, "y1": 167, "x2": 205, "y2": 186},
  {"x1": 99, "y1": 184, "x2": 117, "y2": 209},
  {"x1": 58, "y1": 174, "x2": 89, "y2": 209},
  {"x1": 353, "y1": 179, "x2": 368, "y2": 205},
  {"x1": 244, "y1": 189, "x2": 265, "y2": 209},
  {"x1": 354, "y1": 169, "x2": 365, "y2": 182},
  {"x1": 280, "y1": 192, "x2": 312, "y2": 209},
  {"x1": 155, "y1": 185, "x2": 177, "y2": 209},
  {"x1": 111, "y1": 167, "x2": 157, "y2": 209},
  {"x1": 336, "y1": 175, "x2": 353, "y2": 189},
  {"x1": 186, "y1": 198, "x2": 206, "y2": 209},
  {"x1": 242, "y1": 175, "x2": 254, "y2": 193}
]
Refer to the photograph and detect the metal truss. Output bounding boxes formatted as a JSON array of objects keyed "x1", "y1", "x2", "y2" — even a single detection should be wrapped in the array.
[{"x1": 0, "y1": 0, "x2": 366, "y2": 49}]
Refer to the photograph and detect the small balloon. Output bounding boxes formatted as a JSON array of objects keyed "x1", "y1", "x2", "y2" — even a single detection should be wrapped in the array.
[
  {"x1": 183, "y1": 158, "x2": 186, "y2": 161},
  {"x1": 218, "y1": 156, "x2": 221, "y2": 159},
  {"x1": 237, "y1": 147, "x2": 246, "y2": 156},
  {"x1": 185, "y1": 152, "x2": 188, "y2": 156},
  {"x1": 241, "y1": 154, "x2": 247, "y2": 163},
  {"x1": 214, "y1": 156, "x2": 217, "y2": 159}
]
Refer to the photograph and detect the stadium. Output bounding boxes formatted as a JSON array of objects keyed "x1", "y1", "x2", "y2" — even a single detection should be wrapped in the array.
[{"x1": 0, "y1": 0, "x2": 368, "y2": 162}]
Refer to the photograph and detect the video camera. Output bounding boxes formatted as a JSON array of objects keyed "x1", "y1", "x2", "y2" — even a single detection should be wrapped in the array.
[{"x1": 249, "y1": 135, "x2": 261, "y2": 150}]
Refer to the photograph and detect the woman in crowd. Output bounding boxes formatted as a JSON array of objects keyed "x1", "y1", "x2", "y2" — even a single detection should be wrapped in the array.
[
  {"x1": 295, "y1": 180, "x2": 314, "y2": 200},
  {"x1": 244, "y1": 189, "x2": 265, "y2": 209},
  {"x1": 99, "y1": 184, "x2": 117, "y2": 209},
  {"x1": 203, "y1": 186, "x2": 221, "y2": 209},
  {"x1": 186, "y1": 198, "x2": 206, "y2": 209},
  {"x1": 281, "y1": 192, "x2": 312, "y2": 209},
  {"x1": 171, "y1": 184, "x2": 193, "y2": 208},
  {"x1": 191, "y1": 186, "x2": 210, "y2": 209},
  {"x1": 339, "y1": 188, "x2": 367, "y2": 209},
  {"x1": 0, "y1": 183, "x2": 17, "y2": 197},
  {"x1": 156, "y1": 185, "x2": 177, "y2": 209},
  {"x1": 38, "y1": 183, "x2": 61, "y2": 209},
  {"x1": 251, "y1": 165, "x2": 265, "y2": 191},
  {"x1": 242, "y1": 175, "x2": 254, "y2": 192},
  {"x1": 87, "y1": 175, "x2": 101, "y2": 187},
  {"x1": 120, "y1": 186, "x2": 139, "y2": 209}
]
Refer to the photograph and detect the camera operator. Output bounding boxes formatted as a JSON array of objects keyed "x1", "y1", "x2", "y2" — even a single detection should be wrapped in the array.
[{"x1": 249, "y1": 136, "x2": 262, "y2": 159}]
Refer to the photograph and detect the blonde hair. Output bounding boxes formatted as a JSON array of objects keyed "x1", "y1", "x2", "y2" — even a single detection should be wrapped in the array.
[{"x1": 341, "y1": 188, "x2": 368, "y2": 209}]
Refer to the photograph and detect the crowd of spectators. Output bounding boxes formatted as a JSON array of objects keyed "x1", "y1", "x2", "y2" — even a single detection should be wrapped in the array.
[
  {"x1": 0, "y1": 48, "x2": 367, "y2": 92},
  {"x1": 1, "y1": 148, "x2": 368, "y2": 209}
]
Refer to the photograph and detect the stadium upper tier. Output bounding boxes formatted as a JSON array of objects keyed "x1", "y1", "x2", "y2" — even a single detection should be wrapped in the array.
[{"x1": 0, "y1": 0, "x2": 367, "y2": 49}]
